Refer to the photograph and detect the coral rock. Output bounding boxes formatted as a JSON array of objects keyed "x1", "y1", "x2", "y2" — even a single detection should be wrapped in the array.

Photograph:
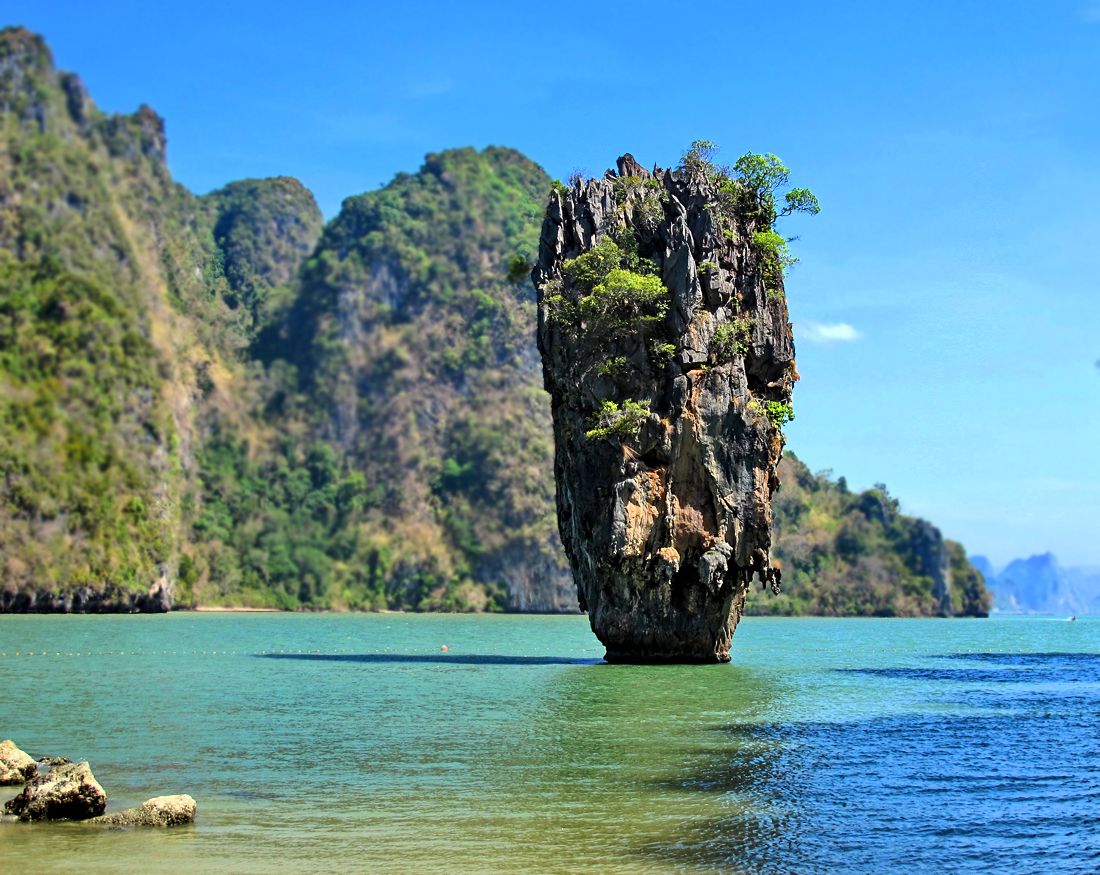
[
  {"x1": 0, "y1": 740, "x2": 37, "y2": 785},
  {"x1": 89, "y1": 794, "x2": 196, "y2": 827},
  {"x1": 4, "y1": 761, "x2": 107, "y2": 820}
]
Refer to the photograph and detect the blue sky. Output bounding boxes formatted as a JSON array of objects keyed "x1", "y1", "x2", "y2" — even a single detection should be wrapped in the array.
[{"x1": 10, "y1": 0, "x2": 1100, "y2": 566}]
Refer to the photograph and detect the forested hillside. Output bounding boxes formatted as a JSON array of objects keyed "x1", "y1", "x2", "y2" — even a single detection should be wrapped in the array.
[
  {"x1": 187, "y1": 146, "x2": 572, "y2": 612},
  {"x1": 0, "y1": 27, "x2": 267, "y2": 609},
  {"x1": 744, "y1": 454, "x2": 990, "y2": 617},
  {"x1": 0, "y1": 26, "x2": 989, "y2": 616}
]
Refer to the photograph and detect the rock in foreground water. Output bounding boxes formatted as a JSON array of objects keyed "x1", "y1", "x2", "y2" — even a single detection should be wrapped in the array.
[
  {"x1": 535, "y1": 152, "x2": 800, "y2": 662},
  {"x1": 3, "y1": 761, "x2": 107, "y2": 820},
  {"x1": 0, "y1": 740, "x2": 37, "y2": 785},
  {"x1": 89, "y1": 794, "x2": 196, "y2": 827}
]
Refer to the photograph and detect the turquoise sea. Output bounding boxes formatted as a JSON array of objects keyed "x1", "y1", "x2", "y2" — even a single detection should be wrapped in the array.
[{"x1": 0, "y1": 613, "x2": 1096, "y2": 874}]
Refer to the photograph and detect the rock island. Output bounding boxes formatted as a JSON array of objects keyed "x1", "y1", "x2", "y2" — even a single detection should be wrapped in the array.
[{"x1": 535, "y1": 146, "x2": 816, "y2": 662}]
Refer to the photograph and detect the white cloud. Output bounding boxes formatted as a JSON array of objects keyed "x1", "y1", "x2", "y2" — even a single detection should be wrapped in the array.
[{"x1": 799, "y1": 321, "x2": 863, "y2": 343}]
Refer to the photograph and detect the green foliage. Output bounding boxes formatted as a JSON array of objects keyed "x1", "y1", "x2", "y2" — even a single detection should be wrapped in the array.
[
  {"x1": 196, "y1": 177, "x2": 323, "y2": 336},
  {"x1": 580, "y1": 269, "x2": 668, "y2": 329},
  {"x1": 556, "y1": 237, "x2": 669, "y2": 333},
  {"x1": 0, "y1": 260, "x2": 175, "y2": 593},
  {"x1": 506, "y1": 255, "x2": 532, "y2": 285},
  {"x1": 678, "y1": 141, "x2": 818, "y2": 293},
  {"x1": 594, "y1": 356, "x2": 627, "y2": 377},
  {"x1": 0, "y1": 40, "x2": 552, "y2": 613},
  {"x1": 782, "y1": 187, "x2": 821, "y2": 217},
  {"x1": 732, "y1": 152, "x2": 790, "y2": 222},
  {"x1": 762, "y1": 401, "x2": 795, "y2": 427},
  {"x1": 253, "y1": 146, "x2": 562, "y2": 611},
  {"x1": 612, "y1": 177, "x2": 665, "y2": 229},
  {"x1": 561, "y1": 237, "x2": 624, "y2": 291},
  {"x1": 647, "y1": 339, "x2": 677, "y2": 369},
  {"x1": 711, "y1": 319, "x2": 753, "y2": 361},
  {"x1": 744, "y1": 453, "x2": 992, "y2": 618},
  {"x1": 680, "y1": 140, "x2": 720, "y2": 177},
  {"x1": 585, "y1": 398, "x2": 651, "y2": 442},
  {"x1": 187, "y1": 431, "x2": 396, "y2": 610},
  {"x1": 751, "y1": 230, "x2": 798, "y2": 298}
]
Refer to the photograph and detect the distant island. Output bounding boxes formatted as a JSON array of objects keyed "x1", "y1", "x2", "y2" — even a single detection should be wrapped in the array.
[
  {"x1": 0, "y1": 26, "x2": 990, "y2": 617},
  {"x1": 972, "y1": 553, "x2": 1100, "y2": 615}
]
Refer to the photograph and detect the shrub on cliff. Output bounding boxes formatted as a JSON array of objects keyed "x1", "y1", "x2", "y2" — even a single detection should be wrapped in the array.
[{"x1": 680, "y1": 141, "x2": 819, "y2": 297}]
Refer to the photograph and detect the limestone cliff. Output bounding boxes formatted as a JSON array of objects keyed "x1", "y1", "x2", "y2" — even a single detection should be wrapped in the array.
[
  {"x1": 0, "y1": 27, "x2": 321, "y2": 612},
  {"x1": 535, "y1": 153, "x2": 799, "y2": 662}
]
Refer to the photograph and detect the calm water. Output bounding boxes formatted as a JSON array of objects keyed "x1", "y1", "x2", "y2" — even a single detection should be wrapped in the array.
[{"x1": 0, "y1": 613, "x2": 1097, "y2": 874}]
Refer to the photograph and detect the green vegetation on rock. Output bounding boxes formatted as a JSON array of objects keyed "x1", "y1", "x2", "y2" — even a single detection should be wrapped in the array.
[
  {"x1": 680, "y1": 141, "x2": 819, "y2": 297},
  {"x1": 0, "y1": 260, "x2": 174, "y2": 593}
]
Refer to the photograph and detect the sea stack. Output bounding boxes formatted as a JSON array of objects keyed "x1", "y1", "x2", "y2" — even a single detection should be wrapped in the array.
[{"x1": 534, "y1": 150, "x2": 801, "y2": 663}]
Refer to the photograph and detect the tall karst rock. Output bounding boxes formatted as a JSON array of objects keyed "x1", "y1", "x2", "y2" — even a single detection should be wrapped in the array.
[{"x1": 535, "y1": 152, "x2": 801, "y2": 662}]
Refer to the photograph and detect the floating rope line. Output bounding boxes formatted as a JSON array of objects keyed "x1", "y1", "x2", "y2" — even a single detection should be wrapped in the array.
[{"x1": 0, "y1": 647, "x2": 1081, "y2": 659}]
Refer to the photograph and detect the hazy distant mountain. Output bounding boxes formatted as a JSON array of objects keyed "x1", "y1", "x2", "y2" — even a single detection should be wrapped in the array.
[{"x1": 972, "y1": 553, "x2": 1100, "y2": 615}]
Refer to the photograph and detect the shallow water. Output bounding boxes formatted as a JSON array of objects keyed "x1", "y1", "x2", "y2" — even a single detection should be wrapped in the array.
[{"x1": 0, "y1": 613, "x2": 1096, "y2": 874}]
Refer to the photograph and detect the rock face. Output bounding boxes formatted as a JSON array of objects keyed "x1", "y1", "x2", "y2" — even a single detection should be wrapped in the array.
[
  {"x1": 4, "y1": 762, "x2": 107, "y2": 820},
  {"x1": 89, "y1": 795, "x2": 196, "y2": 827},
  {"x1": 0, "y1": 581, "x2": 171, "y2": 613},
  {"x1": 0, "y1": 740, "x2": 37, "y2": 785},
  {"x1": 534, "y1": 154, "x2": 797, "y2": 662},
  {"x1": 909, "y1": 519, "x2": 952, "y2": 616}
]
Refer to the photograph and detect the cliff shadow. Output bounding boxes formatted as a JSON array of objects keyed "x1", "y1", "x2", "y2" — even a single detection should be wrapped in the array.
[
  {"x1": 836, "y1": 650, "x2": 1100, "y2": 684},
  {"x1": 255, "y1": 652, "x2": 606, "y2": 666}
]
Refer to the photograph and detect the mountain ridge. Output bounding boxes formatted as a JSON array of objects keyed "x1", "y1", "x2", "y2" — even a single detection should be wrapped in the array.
[
  {"x1": 973, "y1": 552, "x2": 1100, "y2": 615},
  {"x1": 0, "y1": 26, "x2": 991, "y2": 617}
]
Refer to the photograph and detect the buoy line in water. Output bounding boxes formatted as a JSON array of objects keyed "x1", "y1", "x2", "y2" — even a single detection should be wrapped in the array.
[{"x1": 0, "y1": 647, "x2": 1090, "y2": 658}]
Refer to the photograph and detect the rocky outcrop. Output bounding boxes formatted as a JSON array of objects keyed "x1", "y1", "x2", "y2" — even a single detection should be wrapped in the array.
[
  {"x1": 0, "y1": 579, "x2": 172, "y2": 613},
  {"x1": 89, "y1": 795, "x2": 196, "y2": 827},
  {"x1": 535, "y1": 153, "x2": 797, "y2": 662},
  {"x1": 4, "y1": 762, "x2": 107, "y2": 820},
  {"x1": 909, "y1": 519, "x2": 952, "y2": 616},
  {"x1": 0, "y1": 740, "x2": 37, "y2": 785}
]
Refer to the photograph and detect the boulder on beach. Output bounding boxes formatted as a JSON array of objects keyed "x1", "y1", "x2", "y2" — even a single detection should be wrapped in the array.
[
  {"x1": 0, "y1": 740, "x2": 37, "y2": 786},
  {"x1": 38, "y1": 757, "x2": 73, "y2": 767},
  {"x1": 89, "y1": 794, "x2": 196, "y2": 827},
  {"x1": 3, "y1": 761, "x2": 107, "y2": 820}
]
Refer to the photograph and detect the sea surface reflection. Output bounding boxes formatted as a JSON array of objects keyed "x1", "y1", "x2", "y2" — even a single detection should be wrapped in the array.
[{"x1": 0, "y1": 614, "x2": 1097, "y2": 874}]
